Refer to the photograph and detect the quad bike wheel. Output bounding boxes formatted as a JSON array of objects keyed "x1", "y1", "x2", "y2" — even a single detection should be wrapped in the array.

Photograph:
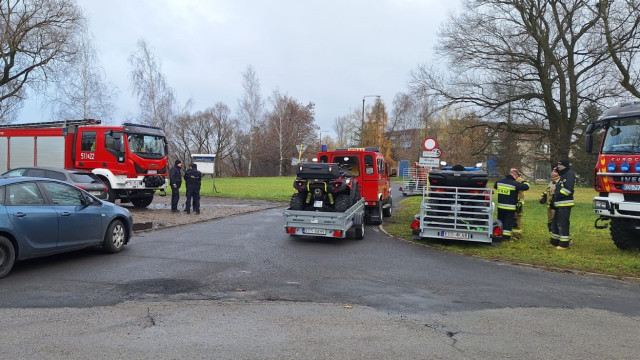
[{"x1": 290, "y1": 193, "x2": 306, "y2": 210}]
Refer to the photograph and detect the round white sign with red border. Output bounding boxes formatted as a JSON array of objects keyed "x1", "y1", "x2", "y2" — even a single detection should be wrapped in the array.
[{"x1": 423, "y1": 138, "x2": 437, "y2": 151}]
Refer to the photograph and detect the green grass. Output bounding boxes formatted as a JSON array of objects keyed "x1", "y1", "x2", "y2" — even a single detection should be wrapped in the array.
[
  {"x1": 177, "y1": 176, "x2": 294, "y2": 202},
  {"x1": 385, "y1": 183, "x2": 640, "y2": 278},
  {"x1": 185, "y1": 177, "x2": 640, "y2": 278}
]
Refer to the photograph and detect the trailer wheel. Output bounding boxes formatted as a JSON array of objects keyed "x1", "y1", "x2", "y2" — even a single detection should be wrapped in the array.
[
  {"x1": 382, "y1": 196, "x2": 393, "y2": 217},
  {"x1": 0, "y1": 236, "x2": 16, "y2": 279},
  {"x1": 131, "y1": 195, "x2": 153, "y2": 208},
  {"x1": 610, "y1": 218, "x2": 640, "y2": 249},
  {"x1": 354, "y1": 212, "x2": 365, "y2": 240},
  {"x1": 334, "y1": 194, "x2": 352, "y2": 212},
  {"x1": 290, "y1": 193, "x2": 305, "y2": 210}
]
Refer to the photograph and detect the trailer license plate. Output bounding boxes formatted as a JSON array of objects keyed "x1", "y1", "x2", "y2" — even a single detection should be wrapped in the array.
[
  {"x1": 622, "y1": 184, "x2": 640, "y2": 191},
  {"x1": 303, "y1": 228, "x2": 327, "y2": 235},
  {"x1": 441, "y1": 231, "x2": 470, "y2": 239}
]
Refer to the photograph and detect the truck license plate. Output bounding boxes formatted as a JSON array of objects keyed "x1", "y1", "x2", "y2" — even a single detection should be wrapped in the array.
[
  {"x1": 440, "y1": 231, "x2": 470, "y2": 239},
  {"x1": 622, "y1": 184, "x2": 640, "y2": 191},
  {"x1": 303, "y1": 228, "x2": 327, "y2": 235}
]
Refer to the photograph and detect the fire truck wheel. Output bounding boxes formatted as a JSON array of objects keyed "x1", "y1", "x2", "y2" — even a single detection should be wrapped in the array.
[
  {"x1": 0, "y1": 236, "x2": 16, "y2": 279},
  {"x1": 382, "y1": 196, "x2": 393, "y2": 217},
  {"x1": 290, "y1": 193, "x2": 305, "y2": 210},
  {"x1": 610, "y1": 218, "x2": 640, "y2": 249},
  {"x1": 103, "y1": 220, "x2": 126, "y2": 253},
  {"x1": 131, "y1": 196, "x2": 153, "y2": 208}
]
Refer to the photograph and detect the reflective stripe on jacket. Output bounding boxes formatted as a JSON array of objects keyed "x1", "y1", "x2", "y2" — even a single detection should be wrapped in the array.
[
  {"x1": 554, "y1": 167, "x2": 575, "y2": 207},
  {"x1": 494, "y1": 175, "x2": 530, "y2": 211}
]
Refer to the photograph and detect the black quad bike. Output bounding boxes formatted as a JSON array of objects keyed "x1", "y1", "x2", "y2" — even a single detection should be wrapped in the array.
[{"x1": 290, "y1": 162, "x2": 360, "y2": 212}]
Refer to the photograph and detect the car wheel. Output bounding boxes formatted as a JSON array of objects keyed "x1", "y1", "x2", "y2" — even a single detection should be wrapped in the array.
[
  {"x1": 103, "y1": 220, "x2": 126, "y2": 253},
  {"x1": 0, "y1": 236, "x2": 16, "y2": 279},
  {"x1": 104, "y1": 180, "x2": 117, "y2": 203}
]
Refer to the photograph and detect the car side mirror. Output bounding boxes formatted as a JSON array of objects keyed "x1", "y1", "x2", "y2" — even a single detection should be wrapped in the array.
[{"x1": 82, "y1": 193, "x2": 96, "y2": 207}]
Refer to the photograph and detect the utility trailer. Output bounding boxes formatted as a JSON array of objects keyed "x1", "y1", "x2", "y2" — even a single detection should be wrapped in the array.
[
  {"x1": 400, "y1": 165, "x2": 428, "y2": 196},
  {"x1": 410, "y1": 166, "x2": 503, "y2": 245},
  {"x1": 284, "y1": 198, "x2": 366, "y2": 240}
]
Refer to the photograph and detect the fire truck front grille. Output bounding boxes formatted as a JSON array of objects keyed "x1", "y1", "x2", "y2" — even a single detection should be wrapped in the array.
[{"x1": 623, "y1": 194, "x2": 640, "y2": 203}]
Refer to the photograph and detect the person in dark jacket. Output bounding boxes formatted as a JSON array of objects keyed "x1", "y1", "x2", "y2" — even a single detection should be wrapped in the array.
[
  {"x1": 550, "y1": 158, "x2": 576, "y2": 249},
  {"x1": 169, "y1": 160, "x2": 183, "y2": 212},
  {"x1": 184, "y1": 163, "x2": 202, "y2": 214},
  {"x1": 494, "y1": 168, "x2": 530, "y2": 240}
]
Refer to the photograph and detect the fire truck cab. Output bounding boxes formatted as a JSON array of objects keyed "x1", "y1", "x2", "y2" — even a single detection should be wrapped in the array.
[
  {"x1": 316, "y1": 147, "x2": 396, "y2": 224},
  {"x1": 585, "y1": 101, "x2": 640, "y2": 249},
  {"x1": 0, "y1": 120, "x2": 168, "y2": 208}
]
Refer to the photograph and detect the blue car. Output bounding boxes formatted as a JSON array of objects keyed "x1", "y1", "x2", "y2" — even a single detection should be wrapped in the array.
[{"x1": 0, "y1": 177, "x2": 133, "y2": 278}]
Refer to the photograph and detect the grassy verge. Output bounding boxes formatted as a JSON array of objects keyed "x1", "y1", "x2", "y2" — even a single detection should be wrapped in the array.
[
  {"x1": 181, "y1": 176, "x2": 293, "y2": 202},
  {"x1": 186, "y1": 176, "x2": 640, "y2": 278},
  {"x1": 384, "y1": 184, "x2": 640, "y2": 278}
]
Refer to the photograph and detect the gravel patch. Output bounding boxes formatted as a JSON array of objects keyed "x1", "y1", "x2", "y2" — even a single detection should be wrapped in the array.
[{"x1": 119, "y1": 195, "x2": 287, "y2": 232}]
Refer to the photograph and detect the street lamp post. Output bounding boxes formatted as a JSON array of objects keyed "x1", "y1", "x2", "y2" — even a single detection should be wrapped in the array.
[{"x1": 362, "y1": 95, "x2": 380, "y2": 146}]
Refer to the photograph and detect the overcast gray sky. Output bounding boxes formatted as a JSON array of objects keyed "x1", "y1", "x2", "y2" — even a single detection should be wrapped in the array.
[{"x1": 22, "y1": 0, "x2": 461, "y2": 136}]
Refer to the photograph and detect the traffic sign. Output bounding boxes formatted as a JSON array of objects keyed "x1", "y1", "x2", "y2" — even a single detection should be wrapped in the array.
[
  {"x1": 422, "y1": 148, "x2": 441, "y2": 158},
  {"x1": 419, "y1": 157, "x2": 440, "y2": 167},
  {"x1": 423, "y1": 138, "x2": 437, "y2": 151}
]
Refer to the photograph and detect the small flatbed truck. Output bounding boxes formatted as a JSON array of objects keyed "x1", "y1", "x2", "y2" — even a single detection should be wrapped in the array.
[{"x1": 284, "y1": 198, "x2": 366, "y2": 240}]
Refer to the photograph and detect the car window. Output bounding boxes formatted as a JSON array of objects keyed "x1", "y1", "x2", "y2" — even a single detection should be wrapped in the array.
[
  {"x1": 6, "y1": 182, "x2": 46, "y2": 206},
  {"x1": 0, "y1": 186, "x2": 4, "y2": 204},
  {"x1": 44, "y1": 170, "x2": 67, "y2": 181},
  {"x1": 26, "y1": 168, "x2": 46, "y2": 178},
  {"x1": 69, "y1": 172, "x2": 100, "y2": 183},
  {"x1": 2, "y1": 168, "x2": 27, "y2": 177},
  {"x1": 42, "y1": 182, "x2": 84, "y2": 206}
]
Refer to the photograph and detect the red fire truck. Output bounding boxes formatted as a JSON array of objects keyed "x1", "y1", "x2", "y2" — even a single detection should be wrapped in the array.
[
  {"x1": 316, "y1": 147, "x2": 396, "y2": 224},
  {"x1": 585, "y1": 101, "x2": 640, "y2": 249},
  {"x1": 0, "y1": 119, "x2": 168, "y2": 208}
]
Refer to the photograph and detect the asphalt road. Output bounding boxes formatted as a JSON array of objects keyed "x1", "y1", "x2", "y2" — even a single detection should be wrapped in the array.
[{"x1": 1, "y1": 188, "x2": 640, "y2": 359}]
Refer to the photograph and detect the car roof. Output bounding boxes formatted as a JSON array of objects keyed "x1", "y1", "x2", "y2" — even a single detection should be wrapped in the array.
[
  {"x1": 0, "y1": 176, "x2": 74, "y2": 186},
  {"x1": 3, "y1": 167, "x2": 93, "y2": 175}
]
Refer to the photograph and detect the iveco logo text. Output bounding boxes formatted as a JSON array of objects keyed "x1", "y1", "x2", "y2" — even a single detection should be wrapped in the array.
[
  {"x1": 621, "y1": 176, "x2": 640, "y2": 183},
  {"x1": 610, "y1": 157, "x2": 640, "y2": 162}
]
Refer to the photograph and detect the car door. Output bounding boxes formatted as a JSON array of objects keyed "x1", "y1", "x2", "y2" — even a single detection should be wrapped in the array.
[
  {"x1": 5, "y1": 181, "x2": 58, "y2": 255},
  {"x1": 39, "y1": 181, "x2": 103, "y2": 249}
]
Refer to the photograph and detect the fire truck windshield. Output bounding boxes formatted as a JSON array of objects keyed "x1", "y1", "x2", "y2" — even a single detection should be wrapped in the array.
[
  {"x1": 127, "y1": 134, "x2": 166, "y2": 158},
  {"x1": 601, "y1": 117, "x2": 640, "y2": 154}
]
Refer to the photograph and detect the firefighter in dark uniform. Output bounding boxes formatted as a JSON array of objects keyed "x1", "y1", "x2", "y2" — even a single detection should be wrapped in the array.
[
  {"x1": 169, "y1": 160, "x2": 183, "y2": 212},
  {"x1": 550, "y1": 158, "x2": 575, "y2": 249},
  {"x1": 184, "y1": 163, "x2": 202, "y2": 214},
  {"x1": 494, "y1": 168, "x2": 530, "y2": 240}
]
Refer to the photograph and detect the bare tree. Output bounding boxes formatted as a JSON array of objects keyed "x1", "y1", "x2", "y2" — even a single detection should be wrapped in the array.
[
  {"x1": 129, "y1": 40, "x2": 176, "y2": 130},
  {"x1": 237, "y1": 65, "x2": 264, "y2": 176},
  {"x1": 47, "y1": 34, "x2": 118, "y2": 122},
  {"x1": 599, "y1": 0, "x2": 640, "y2": 98},
  {"x1": 0, "y1": 0, "x2": 86, "y2": 123},
  {"x1": 262, "y1": 91, "x2": 316, "y2": 176},
  {"x1": 333, "y1": 109, "x2": 360, "y2": 148},
  {"x1": 410, "y1": 0, "x2": 628, "y2": 161}
]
